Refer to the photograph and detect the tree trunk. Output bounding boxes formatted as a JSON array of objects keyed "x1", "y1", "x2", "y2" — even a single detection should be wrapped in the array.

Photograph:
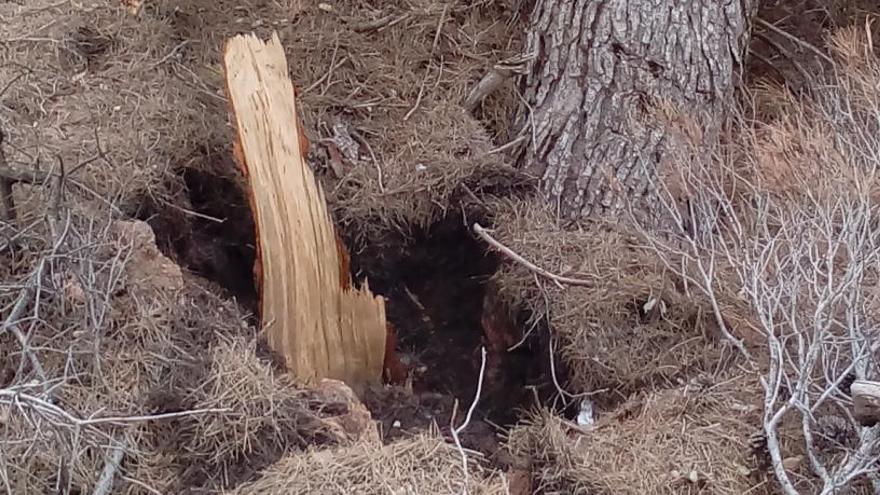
[{"x1": 516, "y1": 0, "x2": 754, "y2": 219}]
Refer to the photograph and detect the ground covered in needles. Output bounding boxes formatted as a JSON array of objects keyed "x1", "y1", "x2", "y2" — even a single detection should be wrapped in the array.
[{"x1": 2, "y1": 0, "x2": 880, "y2": 494}]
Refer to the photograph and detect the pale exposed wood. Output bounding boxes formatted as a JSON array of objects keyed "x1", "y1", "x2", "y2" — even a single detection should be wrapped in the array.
[
  {"x1": 223, "y1": 32, "x2": 387, "y2": 386},
  {"x1": 852, "y1": 380, "x2": 880, "y2": 427}
]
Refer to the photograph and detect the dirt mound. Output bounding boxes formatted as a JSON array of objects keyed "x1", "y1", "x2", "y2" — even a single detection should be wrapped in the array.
[
  {"x1": 226, "y1": 434, "x2": 507, "y2": 495},
  {"x1": 1, "y1": 1, "x2": 528, "y2": 492},
  {"x1": 1, "y1": 0, "x2": 527, "y2": 306},
  {"x1": 4, "y1": 0, "x2": 880, "y2": 493},
  {"x1": 484, "y1": 197, "x2": 739, "y2": 405},
  {"x1": 507, "y1": 372, "x2": 765, "y2": 494}
]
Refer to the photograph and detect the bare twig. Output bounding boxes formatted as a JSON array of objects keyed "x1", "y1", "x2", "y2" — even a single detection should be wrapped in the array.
[
  {"x1": 0, "y1": 390, "x2": 230, "y2": 427},
  {"x1": 463, "y1": 67, "x2": 512, "y2": 113},
  {"x1": 486, "y1": 135, "x2": 527, "y2": 156},
  {"x1": 1, "y1": 262, "x2": 49, "y2": 389},
  {"x1": 0, "y1": 127, "x2": 15, "y2": 223},
  {"x1": 473, "y1": 223, "x2": 593, "y2": 287},
  {"x1": 753, "y1": 31, "x2": 812, "y2": 83},
  {"x1": 756, "y1": 17, "x2": 836, "y2": 66},
  {"x1": 0, "y1": 162, "x2": 119, "y2": 213},
  {"x1": 93, "y1": 441, "x2": 126, "y2": 495},
  {"x1": 350, "y1": 129, "x2": 385, "y2": 194},
  {"x1": 451, "y1": 346, "x2": 487, "y2": 495},
  {"x1": 346, "y1": 13, "x2": 396, "y2": 33},
  {"x1": 301, "y1": 49, "x2": 348, "y2": 95}
]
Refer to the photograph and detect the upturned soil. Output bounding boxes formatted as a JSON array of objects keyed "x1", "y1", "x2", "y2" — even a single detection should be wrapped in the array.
[{"x1": 1, "y1": 0, "x2": 879, "y2": 494}]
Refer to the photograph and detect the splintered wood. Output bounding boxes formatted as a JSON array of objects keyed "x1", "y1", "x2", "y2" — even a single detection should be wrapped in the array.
[{"x1": 223, "y1": 33, "x2": 387, "y2": 386}]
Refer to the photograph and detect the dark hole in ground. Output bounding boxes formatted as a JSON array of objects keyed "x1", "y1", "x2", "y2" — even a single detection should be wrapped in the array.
[
  {"x1": 346, "y1": 214, "x2": 556, "y2": 462},
  {"x1": 126, "y1": 153, "x2": 258, "y2": 311},
  {"x1": 129, "y1": 156, "x2": 562, "y2": 467}
]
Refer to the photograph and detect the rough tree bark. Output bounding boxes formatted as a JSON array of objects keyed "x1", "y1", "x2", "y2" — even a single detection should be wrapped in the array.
[{"x1": 516, "y1": 0, "x2": 754, "y2": 219}]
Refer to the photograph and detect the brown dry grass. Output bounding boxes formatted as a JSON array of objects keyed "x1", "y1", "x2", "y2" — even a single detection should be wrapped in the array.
[
  {"x1": 0, "y1": 211, "x2": 345, "y2": 493},
  {"x1": 2, "y1": 0, "x2": 525, "y2": 245},
  {"x1": 489, "y1": 19, "x2": 880, "y2": 495},
  {"x1": 3, "y1": 0, "x2": 880, "y2": 494},
  {"x1": 486, "y1": 197, "x2": 736, "y2": 399},
  {"x1": 1, "y1": 0, "x2": 525, "y2": 492},
  {"x1": 507, "y1": 372, "x2": 766, "y2": 494},
  {"x1": 227, "y1": 434, "x2": 507, "y2": 495}
]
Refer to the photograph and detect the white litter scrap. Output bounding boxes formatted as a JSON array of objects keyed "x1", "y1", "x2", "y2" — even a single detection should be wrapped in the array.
[{"x1": 577, "y1": 398, "x2": 595, "y2": 427}]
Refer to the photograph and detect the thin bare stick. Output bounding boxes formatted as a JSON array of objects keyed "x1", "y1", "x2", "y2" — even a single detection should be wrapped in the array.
[
  {"x1": 347, "y1": 14, "x2": 396, "y2": 33},
  {"x1": 351, "y1": 129, "x2": 385, "y2": 194},
  {"x1": 302, "y1": 55, "x2": 348, "y2": 95},
  {"x1": 0, "y1": 127, "x2": 15, "y2": 222},
  {"x1": 754, "y1": 31, "x2": 812, "y2": 83},
  {"x1": 2, "y1": 261, "x2": 49, "y2": 388},
  {"x1": 0, "y1": 390, "x2": 229, "y2": 427},
  {"x1": 756, "y1": 17, "x2": 835, "y2": 66},
  {"x1": 486, "y1": 135, "x2": 527, "y2": 156},
  {"x1": 93, "y1": 441, "x2": 126, "y2": 495},
  {"x1": 463, "y1": 67, "x2": 512, "y2": 113},
  {"x1": 451, "y1": 346, "x2": 487, "y2": 495},
  {"x1": 155, "y1": 195, "x2": 225, "y2": 223},
  {"x1": 473, "y1": 223, "x2": 593, "y2": 286}
]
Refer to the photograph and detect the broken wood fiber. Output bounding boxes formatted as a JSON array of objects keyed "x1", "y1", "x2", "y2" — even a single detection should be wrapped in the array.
[{"x1": 223, "y1": 32, "x2": 387, "y2": 386}]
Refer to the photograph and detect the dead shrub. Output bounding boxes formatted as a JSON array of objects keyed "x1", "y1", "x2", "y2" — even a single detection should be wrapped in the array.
[{"x1": 638, "y1": 23, "x2": 880, "y2": 493}]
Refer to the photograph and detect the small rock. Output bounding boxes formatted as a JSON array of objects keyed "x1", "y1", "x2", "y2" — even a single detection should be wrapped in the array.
[
  {"x1": 782, "y1": 456, "x2": 803, "y2": 470},
  {"x1": 111, "y1": 220, "x2": 184, "y2": 295},
  {"x1": 313, "y1": 379, "x2": 380, "y2": 445},
  {"x1": 506, "y1": 468, "x2": 532, "y2": 495}
]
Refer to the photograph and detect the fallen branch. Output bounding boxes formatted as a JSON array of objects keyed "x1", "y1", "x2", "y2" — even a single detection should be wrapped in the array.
[{"x1": 472, "y1": 223, "x2": 593, "y2": 287}]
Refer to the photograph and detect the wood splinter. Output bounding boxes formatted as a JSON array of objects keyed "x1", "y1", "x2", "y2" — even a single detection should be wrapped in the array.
[{"x1": 223, "y1": 32, "x2": 387, "y2": 387}]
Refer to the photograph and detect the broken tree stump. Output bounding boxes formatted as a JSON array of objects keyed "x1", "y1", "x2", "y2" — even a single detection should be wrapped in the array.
[
  {"x1": 852, "y1": 380, "x2": 880, "y2": 427},
  {"x1": 223, "y1": 32, "x2": 387, "y2": 386}
]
